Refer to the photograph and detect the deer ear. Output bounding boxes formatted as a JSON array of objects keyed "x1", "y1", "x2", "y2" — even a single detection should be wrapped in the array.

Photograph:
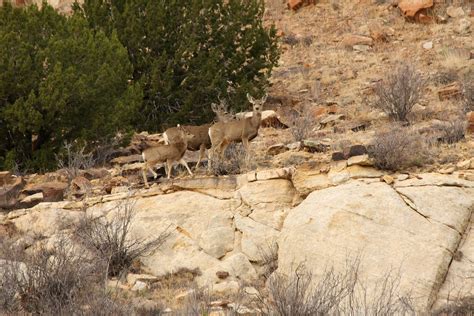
[
  {"x1": 246, "y1": 93, "x2": 254, "y2": 104},
  {"x1": 261, "y1": 93, "x2": 268, "y2": 104}
]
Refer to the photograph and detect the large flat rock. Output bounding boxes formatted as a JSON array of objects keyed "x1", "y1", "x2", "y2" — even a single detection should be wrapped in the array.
[{"x1": 277, "y1": 179, "x2": 473, "y2": 310}]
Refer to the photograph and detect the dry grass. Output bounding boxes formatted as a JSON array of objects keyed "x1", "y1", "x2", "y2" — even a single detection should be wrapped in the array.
[
  {"x1": 208, "y1": 143, "x2": 255, "y2": 176},
  {"x1": 257, "y1": 260, "x2": 415, "y2": 316},
  {"x1": 440, "y1": 49, "x2": 470, "y2": 72},
  {"x1": 0, "y1": 236, "x2": 129, "y2": 315}
]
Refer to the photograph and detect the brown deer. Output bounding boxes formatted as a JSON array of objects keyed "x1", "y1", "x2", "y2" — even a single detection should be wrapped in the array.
[
  {"x1": 162, "y1": 98, "x2": 234, "y2": 170},
  {"x1": 208, "y1": 93, "x2": 267, "y2": 171},
  {"x1": 141, "y1": 128, "x2": 194, "y2": 187}
]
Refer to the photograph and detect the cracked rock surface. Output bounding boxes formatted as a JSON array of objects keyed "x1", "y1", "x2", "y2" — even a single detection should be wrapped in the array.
[{"x1": 3, "y1": 169, "x2": 473, "y2": 311}]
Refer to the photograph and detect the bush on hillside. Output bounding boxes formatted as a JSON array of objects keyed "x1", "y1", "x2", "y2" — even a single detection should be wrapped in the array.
[
  {"x1": 74, "y1": 0, "x2": 280, "y2": 130},
  {"x1": 0, "y1": 3, "x2": 141, "y2": 171},
  {"x1": 75, "y1": 200, "x2": 170, "y2": 278},
  {"x1": 373, "y1": 63, "x2": 425, "y2": 123},
  {"x1": 368, "y1": 126, "x2": 432, "y2": 171},
  {"x1": 0, "y1": 237, "x2": 129, "y2": 315}
]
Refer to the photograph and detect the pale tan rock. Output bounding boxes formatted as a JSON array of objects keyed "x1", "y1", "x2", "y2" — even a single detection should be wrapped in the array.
[
  {"x1": 382, "y1": 175, "x2": 395, "y2": 184},
  {"x1": 199, "y1": 226, "x2": 235, "y2": 259},
  {"x1": 292, "y1": 170, "x2": 332, "y2": 196},
  {"x1": 456, "y1": 159, "x2": 472, "y2": 170},
  {"x1": 434, "y1": 212, "x2": 474, "y2": 308},
  {"x1": 127, "y1": 273, "x2": 158, "y2": 286},
  {"x1": 446, "y1": 6, "x2": 465, "y2": 18},
  {"x1": 347, "y1": 165, "x2": 383, "y2": 179},
  {"x1": 235, "y1": 215, "x2": 279, "y2": 263},
  {"x1": 347, "y1": 154, "x2": 373, "y2": 167},
  {"x1": 278, "y1": 179, "x2": 472, "y2": 310},
  {"x1": 238, "y1": 179, "x2": 296, "y2": 207},
  {"x1": 12, "y1": 205, "x2": 84, "y2": 237},
  {"x1": 341, "y1": 34, "x2": 373, "y2": 47},
  {"x1": 394, "y1": 173, "x2": 474, "y2": 188}
]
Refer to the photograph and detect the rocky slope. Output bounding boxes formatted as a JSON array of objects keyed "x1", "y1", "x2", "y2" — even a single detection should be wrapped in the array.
[{"x1": 2, "y1": 160, "x2": 473, "y2": 311}]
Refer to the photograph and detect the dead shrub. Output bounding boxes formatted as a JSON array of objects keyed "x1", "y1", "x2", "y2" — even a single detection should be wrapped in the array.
[
  {"x1": 56, "y1": 141, "x2": 96, "y2": 182},
  {"x1": 433, "y1": 296, "x2": 474, "y2": 316},
  {"x1": 75, "y1": 200, "x2": 170, "y2": 278},
  {"x1": 369, "y1": 126, "x2": 432, "y2": 171},
  {"x1": 259, "y1": 260, "x2": 414, "y2": 315},
  {"x1": 461, "y1": 77, "x2": 474, "y2": 113},
  {"x1": 0, "y1": 236, "x2": 120, "y2": 314},
  {"x1": 373, "y1": 63, "x2": 425, "y2": 123},
  {"x1": 208, "y1": 143, "x2": 253, "y2": 176},
  {"x1": 289, "y1": 105, "x2": 314, "y2": 142},
  {"x1": 434, "y1": 118, "x2": 466, "y2": 144}
]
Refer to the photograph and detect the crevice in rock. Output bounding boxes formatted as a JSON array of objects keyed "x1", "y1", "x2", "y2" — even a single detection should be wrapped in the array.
[
  {"x1": 393, "y1": 189, "x2": 431, "y2": 222},
  {"x1": 393, "y1": 188, "x2": 463, "y2": 236},
  {"x1": 430, "y1": 207, "x2": 474, "y2": 310}
]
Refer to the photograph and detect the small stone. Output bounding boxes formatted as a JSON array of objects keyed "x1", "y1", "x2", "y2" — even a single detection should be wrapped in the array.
[
  {"x1": 440, "y1": 166, "x2": 455, "y2": 174},
  {"x1": 347, "y1": 154, "x2": 373, "y2": 167},
  {"x1": 353, "y1": 44, "x2": 370, "y2": 52},
  {"x1": 446, "y1": 6, "x2": 465, "y2": 18},
  {"x1": 267, "y1": 143, "x2": 289, "y2": 156},
  {"x1": 397, "y1": 174, "x2": 409, "y2": 181},
  {"x1": 287, "y1": 141, "x2": 302, "y2": 151},
  {"x1": 216, "y1": 271, "x2": 230, "y2": 279},
  {"x1": 20, "y1": 192, "x2": 44, "y2": 204},
  {"x1": 131, "y1": 280, "x2": 147, "y2": 291},
  {"x1": 455, "y1": 18, "x2": 471, "y2": 34},
  {"x1": 456, "y1": 159, "x2": 471, "y2": 170},
  {"x1": 422, "y1": 41, "x2": 433, "y2": 49},
  {"x1": 382, "y1": 175, "x2": 395, "y2": 185}
]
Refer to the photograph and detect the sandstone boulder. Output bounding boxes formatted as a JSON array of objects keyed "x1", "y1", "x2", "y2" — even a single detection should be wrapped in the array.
[
  {"x1": 235, "y1": 215, "x2": 279, "y2": 263},
  {"x1": 278, "y1": 178, "x2": 473, "y2": 310}
]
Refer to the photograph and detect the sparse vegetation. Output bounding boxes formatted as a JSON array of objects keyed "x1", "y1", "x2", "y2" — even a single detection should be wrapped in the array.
[
  {"x1": 0, "y1": 236, "x2": 129, "y2": 315},
  {"x1": 369, "y1": 126, "x2": 432, "y2": 171},
  {"x1": 435, "y1": 118, "x2": 466, "y2": 144},
  {"x1": 209, "y1": 143, "x2": 252, "y2": 176},
  {"x1": 373, "y1": 63, "x2": 425, "y2": 123},
  {"x1": 258, "y1": 261, "x2": 414, "y2": 315},
  {"x1": 290, "y1": 105, "x2": 314, "y2": 142},
  {"x1": 75, "y1": 201, "x2": 170, "y2": 278}
]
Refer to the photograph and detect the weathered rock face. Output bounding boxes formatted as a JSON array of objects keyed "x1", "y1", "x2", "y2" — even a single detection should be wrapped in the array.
[
  {"x1": 2, "y1": 168, "x2": 473, "y2": 309},
  {"x1": 278, "y1": 175, "x2": 474, "y2": 311}
]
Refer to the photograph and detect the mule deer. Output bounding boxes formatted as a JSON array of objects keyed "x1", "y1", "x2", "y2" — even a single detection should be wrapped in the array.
[
  {"x1": 162, "y1": 98, "x2": 235, "y2": 170},
  {"x1": 141, "y1": 128, "x2": 194, "y2": 187},
  {"x1": 208, "y1": 93, "x2": 267, "y2": 170}
]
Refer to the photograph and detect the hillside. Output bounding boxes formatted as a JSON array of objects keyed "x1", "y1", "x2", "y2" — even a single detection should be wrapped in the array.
[{"x1": 1, "y1": 0, "x2": 473, "y2": 314}]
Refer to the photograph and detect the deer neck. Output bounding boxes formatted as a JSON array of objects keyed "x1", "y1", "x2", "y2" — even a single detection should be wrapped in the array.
[{"x1": 251, "y1": 110, "x2": 262, "y2": 127}]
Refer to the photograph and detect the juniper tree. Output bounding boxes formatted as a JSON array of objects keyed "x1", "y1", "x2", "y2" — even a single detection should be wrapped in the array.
[{"x1": 75, "y1": 0, "x2": 279, "y2": 130}]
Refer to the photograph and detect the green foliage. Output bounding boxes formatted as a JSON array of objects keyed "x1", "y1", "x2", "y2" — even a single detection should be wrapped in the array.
[
  {"x1": 0, "y1": 3, "x2": 141, "y2": 171},
  {"x1": 0, "y1": 0, "x2": 278, "y2": 172},
  {"x1": 75, "y1": 0, "x2": 279, "y2": 130}
]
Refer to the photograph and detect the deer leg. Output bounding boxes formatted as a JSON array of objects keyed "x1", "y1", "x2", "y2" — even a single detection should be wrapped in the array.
[
  {"x1": 219, "y1": 140, "x2": 229, "y2": 159},
  {"x1": 148, "y1": 165, "x2": 158, "y2": 179},
  {"x1": 242, "y1": 137, "x2": 250, "y2": 153},
  {"x1": 195, "y1": 144, "x2": 206, "y2": 170},
  {"x1": 166, "y1": 160, "x2": 173, "y2": 179},
  {"x1": 180, "y1": 158, "x2": 194, "y2": 177},
  {"x1": 142, "y1": 165, "x2": 149, "y2": 188}
]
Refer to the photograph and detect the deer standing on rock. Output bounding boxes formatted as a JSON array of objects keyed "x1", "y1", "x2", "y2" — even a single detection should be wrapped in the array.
[
  {"x1": 162, "y1": 99, "x2": 235, "y2": 170},
  {"x1": 141, "y1": 128, "x2": 194, "y2": 187},
  {"x1": 208, "y1": 93, "x2": 267, "y2": 171}
]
